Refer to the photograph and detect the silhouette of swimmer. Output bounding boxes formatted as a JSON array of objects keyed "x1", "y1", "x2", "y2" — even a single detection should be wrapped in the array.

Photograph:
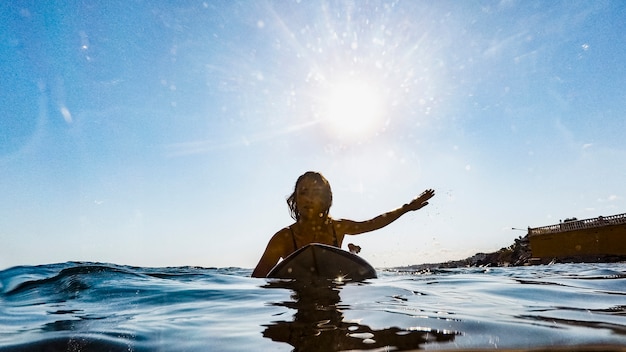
[
  {"x1": 252, "y1": 171, "x2": 434, "y2": 277},
  {"x1": 262, "y1": 280, "x2": 456, "y2": 351}
]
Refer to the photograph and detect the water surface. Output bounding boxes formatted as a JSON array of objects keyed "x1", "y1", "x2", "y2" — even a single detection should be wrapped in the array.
[{"x1": 1, "y1": 262, "x2": 625, "y2": 351}]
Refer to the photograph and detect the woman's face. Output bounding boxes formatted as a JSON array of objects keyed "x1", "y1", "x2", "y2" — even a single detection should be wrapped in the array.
[{"x1": 295, "y1": 176, "x2": 330, "y2": 220}]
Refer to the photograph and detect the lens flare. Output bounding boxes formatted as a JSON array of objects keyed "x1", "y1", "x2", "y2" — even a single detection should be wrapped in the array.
[{"x1": 321, "y1": 77, "x2": 386, "y2": 140}]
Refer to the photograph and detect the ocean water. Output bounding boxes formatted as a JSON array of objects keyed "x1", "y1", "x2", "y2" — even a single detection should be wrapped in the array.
[{"x1": 0, "y1": 262, "x2": 625, "y2": 351}]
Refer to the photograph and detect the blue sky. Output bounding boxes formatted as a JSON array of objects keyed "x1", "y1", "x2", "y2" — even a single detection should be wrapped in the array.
[{"x1": 1, "y1": 1, "x2": 625, "y2": 270}]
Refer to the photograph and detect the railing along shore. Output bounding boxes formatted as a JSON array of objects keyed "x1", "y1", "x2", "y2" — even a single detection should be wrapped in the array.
[{"x1": 529, "y1": 213, "x2": 626, "y2": 236}]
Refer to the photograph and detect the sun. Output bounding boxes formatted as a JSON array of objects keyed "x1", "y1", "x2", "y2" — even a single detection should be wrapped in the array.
[{"x1": 322, "y1": 77, "x2": 386, "y2": 140}]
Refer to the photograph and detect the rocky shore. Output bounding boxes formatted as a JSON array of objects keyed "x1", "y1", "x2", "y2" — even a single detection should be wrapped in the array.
[{"x1": 395, "y1": 235, "x2": 626, "y2": 272}]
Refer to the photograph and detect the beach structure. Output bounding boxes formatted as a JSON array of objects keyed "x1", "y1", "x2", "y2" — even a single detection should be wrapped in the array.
[{"x1": 528, "y1": 213, "x2": 626, "y2": 261}]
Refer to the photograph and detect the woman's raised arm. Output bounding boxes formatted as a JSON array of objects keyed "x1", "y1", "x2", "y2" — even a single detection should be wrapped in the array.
[{"x1": 338, "y1": 189, "x2": 434, "y2": 235}]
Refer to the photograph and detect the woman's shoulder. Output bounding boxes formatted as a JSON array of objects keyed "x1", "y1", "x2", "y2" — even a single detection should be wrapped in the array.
[
  {"x1": 330, "y1": 218, "x2": 353, "y2": 228},
  {"x1": 330, "y1": 218, "x2": 360, "y2": 235},
  {"x1": 271, "y1": 225, "x2": 295, "y2": 242}
]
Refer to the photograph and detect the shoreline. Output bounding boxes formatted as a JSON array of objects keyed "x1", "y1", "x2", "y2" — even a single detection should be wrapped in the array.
[{"x1": 396, "y1": 235, "x2": 626, "y2": 271}]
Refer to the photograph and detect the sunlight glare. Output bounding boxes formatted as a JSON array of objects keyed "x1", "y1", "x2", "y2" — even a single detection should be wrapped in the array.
[{"x1": 323, "y1": 78, "x2": 385, "y2": 140}]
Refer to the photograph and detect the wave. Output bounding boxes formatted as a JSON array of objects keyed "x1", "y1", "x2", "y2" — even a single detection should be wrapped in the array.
[
  {"x1": 1, "y1": 262, "x2": 625, "y2": 351},
  {"x1": 2, "y1": 263, "x2": 146, "y2": 305}
]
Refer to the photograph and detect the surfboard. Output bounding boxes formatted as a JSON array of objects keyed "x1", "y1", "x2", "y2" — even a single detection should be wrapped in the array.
[{"x1": 266, "y1": 243, "x2": 377, "y2": 281}]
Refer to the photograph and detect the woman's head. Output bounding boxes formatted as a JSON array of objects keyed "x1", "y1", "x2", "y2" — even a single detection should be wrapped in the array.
[{"x1": 287, "y1": 171, "x2": 333, "y2": 221}]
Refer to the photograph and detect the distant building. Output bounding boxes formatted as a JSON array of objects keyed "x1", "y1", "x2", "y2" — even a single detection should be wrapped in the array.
[{"x1": 528, "y1": 213, "x2": 626, "y2": 260}]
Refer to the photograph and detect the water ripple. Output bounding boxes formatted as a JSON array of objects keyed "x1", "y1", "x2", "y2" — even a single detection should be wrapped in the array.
[{"x1": 0, "y1": 262, "x2": 625, "y2": 351}]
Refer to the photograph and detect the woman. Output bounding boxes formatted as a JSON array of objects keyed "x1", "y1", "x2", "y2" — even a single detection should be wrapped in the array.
[{"x1": 251, "y1": 171, "x2": 434, "y2": 278}]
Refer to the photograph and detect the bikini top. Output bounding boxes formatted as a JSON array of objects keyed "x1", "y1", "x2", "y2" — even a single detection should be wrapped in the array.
[{"x1": 289, "y1": 223, "x2": 339, "y2": 252}]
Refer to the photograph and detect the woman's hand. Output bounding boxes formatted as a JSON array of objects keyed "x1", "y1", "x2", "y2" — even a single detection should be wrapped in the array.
[{"x1": 404, "y1": 189, "x2": 435, "y2": 211}]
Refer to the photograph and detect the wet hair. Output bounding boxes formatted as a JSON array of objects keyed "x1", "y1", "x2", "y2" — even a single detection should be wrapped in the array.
[{"x1": 287, "y1": 171, "x2": 333, "y2": 221}]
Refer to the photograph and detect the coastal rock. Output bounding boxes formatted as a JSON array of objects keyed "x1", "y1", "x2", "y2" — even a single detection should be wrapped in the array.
[{"x1": 398, "y1": 235, "x2": 626, "y2": 272}]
